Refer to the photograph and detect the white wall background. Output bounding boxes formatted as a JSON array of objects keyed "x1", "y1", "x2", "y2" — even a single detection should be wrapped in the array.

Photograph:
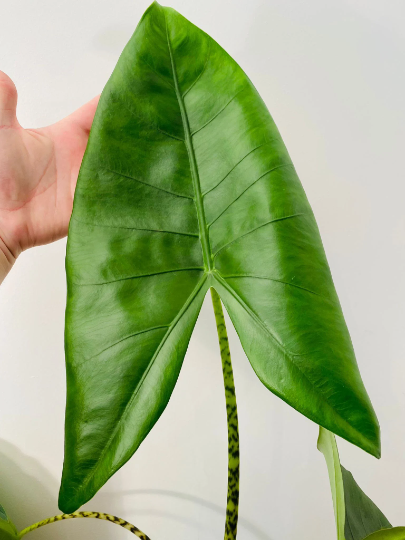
[{"x1": 0, "y1": 0, "x2": 404, "y2": 538}]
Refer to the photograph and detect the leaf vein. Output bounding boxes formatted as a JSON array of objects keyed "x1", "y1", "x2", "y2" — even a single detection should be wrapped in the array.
[
  {"x1": 71, "y1": 218, "x2": 199, "y2": 238},
  {"x1": 77, "y1": 325, "x2": 170, "y2": 367},
  {"x1": 85, "y1": 165, "x2": 194, "y2": 200},
  {"x1": 208, "y1": 163, "x2": 293, "y2": 228},
  {"x1": 137, "y1": 55, "x2": 175, "y2": 90},
  {"x1": 201, "y1": 141, "x2": 278, "y2": 197},
  {"x1": 221, "y1": 273, "x2": 332, "y2": 301},
  {"x1": 182, "y1": 39, "x2": 211, "y2": 98},
  {"x1": 213, "y1": 213, "x2": 305, "y2": 260},
  {"x1": 112, "y1": 82, "x2": 185, "y2": 142},
  {"x1": 73, "y1": 267, "x2": 205, "y2": 286},
  {"x1": 190, "y1": 86, "x2": 247, "y2": 137}
]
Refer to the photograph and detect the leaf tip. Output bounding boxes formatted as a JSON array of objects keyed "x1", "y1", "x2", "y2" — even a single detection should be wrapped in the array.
[
  {"x1": 360, "y1": 425, "x2": 381, "y2": 460},
  {"x1": 58, "y1": 479, "x2": 84, "y2": 515}
]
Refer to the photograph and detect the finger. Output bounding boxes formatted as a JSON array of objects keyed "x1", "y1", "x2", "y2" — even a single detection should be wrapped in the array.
[
  {"x1": 0, "y1": 71, "x2": 18, "y2": 128},
  {"x1": 66, "y1": 94, "x2": 100, "y2": 134}
]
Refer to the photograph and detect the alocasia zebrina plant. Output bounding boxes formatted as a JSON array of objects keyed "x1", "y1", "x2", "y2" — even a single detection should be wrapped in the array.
[{"x1": 57, "y1": 1, "x2": 380, "y2": 534}]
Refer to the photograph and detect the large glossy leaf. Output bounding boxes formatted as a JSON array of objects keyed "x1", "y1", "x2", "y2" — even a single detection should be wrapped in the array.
[
  {"x1": 318, "y1": 428, "x2": 392, "y2": 540},
  {"x1": 59, "y1": 1, "x2": 380, "y2": 512},
  {"x1": 0, "y1": 504, "x2": 18, "y2": 540}
]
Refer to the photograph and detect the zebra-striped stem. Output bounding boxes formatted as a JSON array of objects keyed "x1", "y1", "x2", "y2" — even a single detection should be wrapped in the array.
[
  {"x1": 18, "y1": 511, "x2": 150, "y2": 539},
  {"x1": 211, "y1": 287, "x2": 240, "y2": 540}
]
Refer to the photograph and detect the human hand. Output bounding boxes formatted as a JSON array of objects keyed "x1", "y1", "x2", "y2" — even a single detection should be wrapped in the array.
[{"x1": 0, "y1": 71, "x2": 99, "y2": 283}]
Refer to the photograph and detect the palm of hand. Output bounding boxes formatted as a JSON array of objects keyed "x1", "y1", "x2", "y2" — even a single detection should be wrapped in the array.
[{"x1": 0, "y1": 71, "x2": 98, "y2": 262}]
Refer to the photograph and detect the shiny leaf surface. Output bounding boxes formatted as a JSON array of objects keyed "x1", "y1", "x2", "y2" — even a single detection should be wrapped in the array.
[
  {"x1": 60, "y1": 1, "x2": 380, "y2": 512},
  {"x1": 318, "y1": 428, "x2": 392, "y2": 540}
]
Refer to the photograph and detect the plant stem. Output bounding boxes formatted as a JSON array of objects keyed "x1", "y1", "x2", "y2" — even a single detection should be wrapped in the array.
[
  {"x1": 211, "y1": 287, "x2": 240, "y2": 540},
  {"x1": 18, "y1": 512, "x2": 150, "y2": 539}
]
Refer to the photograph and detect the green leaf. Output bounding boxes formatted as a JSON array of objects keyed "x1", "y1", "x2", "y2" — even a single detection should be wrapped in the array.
[
  {"x1": 342, "y1": 466, "x2": 391, "y2": 540},
  {"x1": 59, "y1": 1, "x2": 380, "y2": 512},
  {"x1": 363, "y1": 529, "x2": 405, "y2": 540},
  {"x1": 0, "y1": 505, "x2": 18, "y2": 540},
  {"x1": 318, "y1": 427, "x2": 392, "y2": 540}
]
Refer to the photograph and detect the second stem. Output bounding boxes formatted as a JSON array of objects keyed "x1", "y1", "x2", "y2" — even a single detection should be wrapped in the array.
[{"x1": 211, "y1": 287, "x2": 240, "y2": 540}]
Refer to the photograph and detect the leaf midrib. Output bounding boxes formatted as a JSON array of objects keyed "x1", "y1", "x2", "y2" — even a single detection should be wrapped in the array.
[{"x1": 164, "y1": 9, "x2": 213, "y2": 272}]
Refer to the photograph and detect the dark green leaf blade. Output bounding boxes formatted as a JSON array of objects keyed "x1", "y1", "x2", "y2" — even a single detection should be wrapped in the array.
[
  {"x1": 342, "y1": 466, "x2": 391, "y2": 540},
  {"x1": 60, "y1": 1, "x2": 379, "y2": 511},
  {"x1": 318, "y1": 428, "x2": 392, "y2": 540}
]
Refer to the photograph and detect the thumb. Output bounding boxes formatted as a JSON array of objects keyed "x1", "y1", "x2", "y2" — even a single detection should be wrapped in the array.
[{"x1": 0, "y1": 71, "x2": 18, "y2": 128}]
